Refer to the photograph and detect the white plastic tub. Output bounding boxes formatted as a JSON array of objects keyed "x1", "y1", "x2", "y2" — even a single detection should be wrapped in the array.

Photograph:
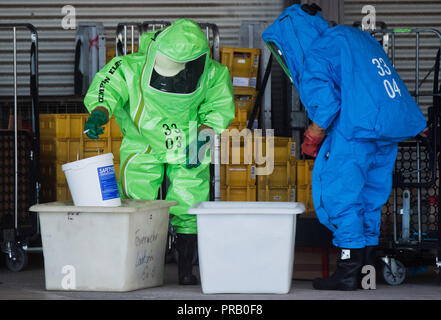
[
  {"x1": 30, "y1": 199, "x2": 176, "y2": 292},
  {"x1": 188, "y1": 201, "x2": 304, "y2": 294}
]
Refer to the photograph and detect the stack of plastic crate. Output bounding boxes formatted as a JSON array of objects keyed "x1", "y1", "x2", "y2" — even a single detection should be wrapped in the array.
[
  {"x1": 296, "y1": 159, "x2": 315, "y2": 212},
  {"x1": 39, "y1": 114, "x2": 122, "y2": 202},
  {"x1": 220, "y1": 47, "x2": 260, "y2": 131},
  {"x1": 219, "y1": 130, "x2": 256, "y2": 201},
  {"x1": 256, "y1": 137, "x2": 297, "y2": 202}
]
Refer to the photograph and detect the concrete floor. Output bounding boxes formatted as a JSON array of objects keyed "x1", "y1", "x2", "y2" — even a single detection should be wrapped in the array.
[{"x1": 0, "y1": 253, "x2": 440, "y2": 300}]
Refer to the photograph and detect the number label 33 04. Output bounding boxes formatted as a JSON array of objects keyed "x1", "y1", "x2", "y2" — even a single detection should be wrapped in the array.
[{"x1": 372, "y1": 57, "x2": 402, "y2": 99}]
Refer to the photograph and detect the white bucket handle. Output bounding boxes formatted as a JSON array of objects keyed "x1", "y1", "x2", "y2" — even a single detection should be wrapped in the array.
[{"x1": 78, "y1": 129, "x2": 101, "y2": 161}]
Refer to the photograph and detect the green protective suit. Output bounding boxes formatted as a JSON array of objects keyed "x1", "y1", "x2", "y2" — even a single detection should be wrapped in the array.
[{"x1": 84, "y1": 19, "x2": 235, "y2": 234}]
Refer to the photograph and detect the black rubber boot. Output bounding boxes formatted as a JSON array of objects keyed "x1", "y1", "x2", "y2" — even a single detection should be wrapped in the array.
[
  {"x1": 176, "y1": 233, "x2": 198, "y2": 285},
  {"x1": 364, "y1": 245, "x2": 377, "y2": 268},
  {"x1": 313, "y1": 248, "x2": 364, "y2": 291}
]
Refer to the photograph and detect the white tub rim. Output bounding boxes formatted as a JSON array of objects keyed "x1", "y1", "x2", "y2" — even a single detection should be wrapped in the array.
[
  {"x1": 188, "y1": 201, "x2": 305, "y2": 215},
  {"x1": 29, "y1": 199, "x2": 178, "y2": 213}
]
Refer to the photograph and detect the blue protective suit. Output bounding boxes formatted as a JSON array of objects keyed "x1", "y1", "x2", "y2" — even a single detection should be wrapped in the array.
[{"x1": 263, "y1": 5, "x2": 427, "y2": 248}]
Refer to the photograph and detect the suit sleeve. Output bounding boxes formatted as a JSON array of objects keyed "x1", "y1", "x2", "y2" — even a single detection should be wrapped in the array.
[
  {"x1": 83, "y1": 56, "x2": 129, "y2": 117},
  {"x1": 299, "y1": 49, "x2": 341, "y2": 130},
  {"x1": 198, "y1": 61, "x2": 236, "y2": 134}
]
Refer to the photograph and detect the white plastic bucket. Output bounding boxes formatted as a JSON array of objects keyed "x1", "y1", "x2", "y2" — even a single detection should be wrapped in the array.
[{"x1": 62, "y1": 153, "x2": 121, "y2": 206}]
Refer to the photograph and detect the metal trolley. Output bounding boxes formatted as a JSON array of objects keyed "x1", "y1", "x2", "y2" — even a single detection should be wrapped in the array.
[
  {"x1": 364, "y1": 27, "x2": 441, "y2": 285},
  {"x1": 0, "y1": 24, "x2": 42, "y2": 271}
]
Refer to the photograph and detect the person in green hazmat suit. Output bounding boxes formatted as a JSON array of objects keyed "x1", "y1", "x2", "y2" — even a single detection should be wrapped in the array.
[{"x1": 83, "y1": 19, "x2": 235, "y2": 285}]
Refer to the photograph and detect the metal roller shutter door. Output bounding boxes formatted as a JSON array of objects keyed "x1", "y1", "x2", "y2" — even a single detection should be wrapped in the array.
[{"x1": 0, "y1": 0, "x2": 285, "y2": 96}]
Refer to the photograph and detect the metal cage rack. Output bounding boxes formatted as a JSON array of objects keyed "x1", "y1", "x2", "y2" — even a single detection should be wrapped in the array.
[
  {"x1": 365, "y1": 27, "x2": 441, "y2": 285},
  {"x1": 0, "y1": 23, "x2": 42, "y2": 272}
]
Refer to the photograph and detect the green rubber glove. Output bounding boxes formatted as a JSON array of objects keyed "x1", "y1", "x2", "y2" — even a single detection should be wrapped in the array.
[
  {"x1": 186, "y1": 135, "x2": 211, "y2": 169},
  {"x1": 84, "y1": 110, "x2": 108, "y2": 139}
]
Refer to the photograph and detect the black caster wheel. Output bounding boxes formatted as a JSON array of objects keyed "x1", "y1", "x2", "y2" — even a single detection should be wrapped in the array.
[
  {"x1": 5, "y1": 245, "x2": 28, "y2": 272},
  {"x1": 381, "y1": 258, "x2": 406, "y2": 286}
]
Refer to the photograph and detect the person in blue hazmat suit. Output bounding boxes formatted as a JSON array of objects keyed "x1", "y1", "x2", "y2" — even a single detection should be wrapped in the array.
[{"x1": 263, "y1": 3, "x2": 427, "y2": 290}]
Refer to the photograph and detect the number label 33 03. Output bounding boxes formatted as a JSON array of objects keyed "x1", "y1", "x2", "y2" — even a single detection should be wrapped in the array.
[{"x1": 162, "y1": 123, "x2": 183, "y2": 150}]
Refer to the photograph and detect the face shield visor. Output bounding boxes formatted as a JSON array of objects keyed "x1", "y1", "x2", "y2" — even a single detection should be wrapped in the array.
[
  {"x1": 265, "y1": 41, "x2": 293, "y2": 83},
  {"x1": 150, "y1": 52, "x2": 207, "y2": 94}
]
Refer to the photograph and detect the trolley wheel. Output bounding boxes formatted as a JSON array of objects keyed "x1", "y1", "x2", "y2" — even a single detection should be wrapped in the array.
[
  {"x1": 5, "y1": 245, "x2": 28, "y2": 272},
  {"x1": 381, "y1": 258, "x2": 406, "y2": 286}
]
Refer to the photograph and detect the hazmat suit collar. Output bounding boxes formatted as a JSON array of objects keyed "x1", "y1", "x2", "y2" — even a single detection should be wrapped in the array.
[{"x1": 262, "y1": 4, "x2": 329, "y2": 88}]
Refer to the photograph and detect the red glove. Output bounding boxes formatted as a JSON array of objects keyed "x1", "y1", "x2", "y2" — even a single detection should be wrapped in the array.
[{"x1": 301, "y1": 129, "x2": 325, "y2": 158}]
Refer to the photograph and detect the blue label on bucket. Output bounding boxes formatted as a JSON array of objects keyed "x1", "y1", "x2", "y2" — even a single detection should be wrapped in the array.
[{"x1": 97, "y1": 165, "x2": 119, "y2": 201}]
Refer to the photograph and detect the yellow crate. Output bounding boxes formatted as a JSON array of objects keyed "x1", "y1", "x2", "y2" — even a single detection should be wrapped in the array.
[
  {"x1": 41, "y1": 161, "x2": 66, "y2": 185},
  {"x1": 219, "y1": 134, "x2": 296, "y2": 166},
  {"x1": 40, "y1": 114, "x2": 84, "y2": 139},
  {"x1": 39, "y1": 179, "x2": 56, "y2": 203},
  {"x1": 257, "y1": 161, "x2": 296, "y2": 188},
  {"x1": 221, "y1": 47, "x2": 260, "y2": 89},
  {"x1": 222, "y1": 164, "x2": 256, "y2": 187},
  {"x1": 220, "y1": 162, "x2": 254, "y2": 186},
  {"x1": 297, "y1": 185, "x2": 314, "y2": 212},
  {"x1": 56, "y1": 183, "x2": 72, "y2": 201},
  {"x1": 40, "y1": 114, "x2": 122, "y2": 139},
  {"x1": 230, "y1": 107, "x2": 248, "y2": 128},
  {"x1": 220, "y1": 138, "x2": 254, "y2": 165},
  {"x1": 106, "y1": 44, "x2": 138, "y2": 63},
  {"x1": 234, "y1": 87, "x2": 258, "y2": 116},
  {"x1": 291, "y1": 161, "x2": 297, "y2": 188},
  {"x1": 257, "y1": 185, "x2": 296, "y2": 202},
  {"x1": 106, "y1": 44, "x2": 116, "y2": 64},
  {"x1": 39, "y1": 160, "x2": 55, "y2": 179},
  {"x1": 109, "y1": 117, "x2": 123, "y2": 138},
  {"x1": 40, "y1": 138, "x2": 122, "y2": 163},
  {"x1": 40, "y1": 182, "x2": 72, "y2": 202},
  {"x1": 39, "y1": 162, "x2": 63, "y2": 202},
  {"x1": 40, "y1": 187, "x2": 55, "y2": 203},
  {"x1": 220, "y1": 186, "x2": 256, "y2": 201},
  {"x1": 254, "y1": 136, "x2": 296, "y2": 163},
  {"x1": 296, "y1": 160, "x2": 314, "y2": 187},
  {"x1": 227, "y1": 123, "x2": 247, "y2": 132},
  {"x1": 114, "y1": 163, "x2": 120, "y2": 181},
  {"x1": 111, "y1": 139, "x2": 123, "y2": 163}
]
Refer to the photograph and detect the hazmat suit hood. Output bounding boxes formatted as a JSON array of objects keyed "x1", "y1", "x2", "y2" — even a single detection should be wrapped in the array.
[
  {"x1": 139, "y1": 19, "x2": 210, "y2": 95},
  {"x1": 261, "y1": 4, "x2": 329, "y2": 88}
]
